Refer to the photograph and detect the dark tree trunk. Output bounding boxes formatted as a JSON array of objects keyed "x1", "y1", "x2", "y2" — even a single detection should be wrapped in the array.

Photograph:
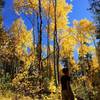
[
  {"x1": 47, "y1": 0, "x2": 52, "y2": 79},
  {"x1": 53, "y1": 0, "x2": 59, "y2": 87},
  {"x1": 38, "y1": 0, "x2": 43, "y2": 95}
]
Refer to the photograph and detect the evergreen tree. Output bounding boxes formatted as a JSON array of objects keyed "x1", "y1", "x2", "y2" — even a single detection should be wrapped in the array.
[
  {"x1": 89, "y1": 0, "x2": 100, "y2": 66},
  {"x1": 89, "y1": 0, "x2": 100, "y2": 34}
]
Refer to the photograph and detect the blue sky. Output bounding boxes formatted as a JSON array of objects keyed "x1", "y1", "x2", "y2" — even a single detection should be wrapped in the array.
[
  {"x1": 68, "y1": 0, "x2": 93, "y2": 25},
  {"x1": 3, "y1": 0, "x2": 18, "y2": 29},
  {"x1": 3, "y1": 0, "x2": 93, "y2": 29}
]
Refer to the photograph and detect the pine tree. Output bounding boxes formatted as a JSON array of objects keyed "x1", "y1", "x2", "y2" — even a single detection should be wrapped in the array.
[{"x1": 89, "y1": 0, "x2": 100, "y2": 66}]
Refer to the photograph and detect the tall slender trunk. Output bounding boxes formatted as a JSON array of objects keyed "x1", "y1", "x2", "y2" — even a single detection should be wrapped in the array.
[
  {"x1": 53, "y1": 0, "x2": 59, "y2": 87},
  {"x1": 38, "y1": 0, "x2": 42, "y2": 73},
  {"x1": 38, "y1": 0, "x2": 43, "y2": 92},
  {"x1": 47, "y1": 0, "x2": 52, "y2": 79},
  {"x1": 32, "y1": 17, "x2": 35, "y2": 51},
  {"x1": 56, "y1": 41, "x2": 60, "y2": 84}
]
